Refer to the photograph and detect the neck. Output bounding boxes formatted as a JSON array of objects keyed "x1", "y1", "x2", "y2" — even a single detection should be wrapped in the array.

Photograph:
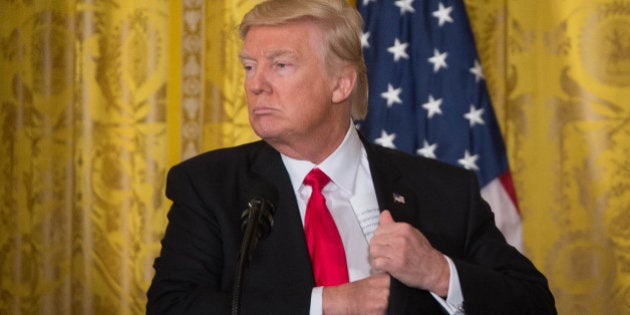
[{"x1": 268, "y1": 121, "x2": 351, "y2": 165}]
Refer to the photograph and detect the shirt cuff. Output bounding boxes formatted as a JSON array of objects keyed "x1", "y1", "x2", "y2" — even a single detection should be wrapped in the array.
[
  {"x1": 430, "y1": 256, "x2": 465, "y2": 314},
  {"x1": 310, "y1": 286, "x2": 323, "y2": 315}
]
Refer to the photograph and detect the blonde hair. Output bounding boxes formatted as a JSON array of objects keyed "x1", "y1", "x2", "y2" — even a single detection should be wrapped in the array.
[{"x1": 240, "y1": 0, "x2": 368, "y2": 120}]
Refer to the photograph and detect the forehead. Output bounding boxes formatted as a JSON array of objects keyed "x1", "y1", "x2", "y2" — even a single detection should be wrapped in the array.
[{"x1": 241, "y1": 21, "x2": 326, "y2": 58}]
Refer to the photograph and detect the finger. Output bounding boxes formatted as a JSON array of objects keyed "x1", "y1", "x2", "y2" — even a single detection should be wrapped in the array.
[
  {"x1": 379, "y1": 210, "x2": 395, "y2": 225},
  {"x1": 370, "y1": 240, "x2": 396, "y2": 271},
  {"x1": 370, "y1": 256, "x2": 390, "y2": 272}
]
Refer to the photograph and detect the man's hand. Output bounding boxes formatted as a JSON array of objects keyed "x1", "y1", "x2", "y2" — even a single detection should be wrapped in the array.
[
  {"x1": 322, "y1": 273, "x2": 390, "y2": 315},
  {"x1": 369, "y1": 210, "x2": 450, "y2": 297}
]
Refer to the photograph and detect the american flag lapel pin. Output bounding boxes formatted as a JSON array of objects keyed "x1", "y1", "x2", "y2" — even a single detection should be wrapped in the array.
[{"x1": 393, "y1": 193, "x2": 406, "y2": 204}]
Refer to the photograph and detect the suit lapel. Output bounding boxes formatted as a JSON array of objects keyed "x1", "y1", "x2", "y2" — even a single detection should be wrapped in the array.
[
  {"x1": 362, "y1": 138, "x2": 419, "y2": 225},
  {"x1": 246, "y1": 142, "x2": 315, "y2": 286}
]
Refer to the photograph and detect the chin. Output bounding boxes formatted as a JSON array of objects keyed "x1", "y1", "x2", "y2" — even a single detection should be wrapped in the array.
[
  {"x1": 251, "y1": 124, "x2": 282, "y2": 141},
  {"x1": 251, "y1": 116, "x2": 292, "y2": 139}
]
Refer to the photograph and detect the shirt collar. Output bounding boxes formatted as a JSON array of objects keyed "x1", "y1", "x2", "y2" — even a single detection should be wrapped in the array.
[{"x1": 281, "y1": 123, "x2": 363, "y2": 194}]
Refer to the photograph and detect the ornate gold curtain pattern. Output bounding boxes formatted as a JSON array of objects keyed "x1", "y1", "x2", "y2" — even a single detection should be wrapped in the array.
[
  {"x1": 1, "y1": 0, "x2": 173, "y2": 313},
  {"x1": 465, "y1": 1, "x2": 630, "y2": 313},
  {"x1": 1, "y1": 0, "x2": 629, "y2": 314},
  {"x1": 199, "y1": 0, "x2": 260, "y2": 154},
  {"x1": 180, "y1": 0, "x2": 259, "y2": 160}
]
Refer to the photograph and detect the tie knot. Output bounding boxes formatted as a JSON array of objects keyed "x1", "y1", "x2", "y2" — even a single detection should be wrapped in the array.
[{"x1": 303, "y1": 168, "x2": 331, "y2": 192}]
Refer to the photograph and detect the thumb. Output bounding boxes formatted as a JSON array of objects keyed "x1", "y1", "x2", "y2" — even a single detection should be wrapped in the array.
[{"x1": 379, "y1": 210, "x2": 395, "y2": 225}]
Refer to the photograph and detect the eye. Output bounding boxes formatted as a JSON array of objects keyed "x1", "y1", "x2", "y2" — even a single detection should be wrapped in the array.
[
  {"x1": 273, "y1": 61, "x2": 294, "y2": 75},
  {"x1": 242, "y1": 62, "x2": 256, "y2": 76}
]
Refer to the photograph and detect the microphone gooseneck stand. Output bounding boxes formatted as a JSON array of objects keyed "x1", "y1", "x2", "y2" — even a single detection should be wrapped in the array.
[{"x1": 231, "y1": 197, "x2": 274, "y2": 315}]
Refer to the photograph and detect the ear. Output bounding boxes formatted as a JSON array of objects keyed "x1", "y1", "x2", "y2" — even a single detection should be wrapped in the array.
[{"x1": 331, "y1": 67, "x2": 357, "y2": 104}]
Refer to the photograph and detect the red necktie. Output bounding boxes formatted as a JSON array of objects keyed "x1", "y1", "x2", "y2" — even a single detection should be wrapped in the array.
[{"x1": 303, "y1": 168, "x2": 349, "y2": 286}]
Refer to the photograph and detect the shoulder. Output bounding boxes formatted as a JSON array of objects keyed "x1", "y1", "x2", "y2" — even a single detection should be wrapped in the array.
[
  {"x1": 365, "y1": 142, "x2": 476, "y2": 181},
  {"x1": 170, "y1": 140, "x2": 269, "y2": 174},
  {"x1": 164, "y1": 140, "x2": 277, "y2": 199},
  {"x1": 165, "y1": 140, "x2": 277, "y2": 190},
  {"x1": 364, "y1": 142, "x2": 482, "y2": 203}
]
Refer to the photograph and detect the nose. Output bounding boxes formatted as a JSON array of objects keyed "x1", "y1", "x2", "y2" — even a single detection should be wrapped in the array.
[{"x1": 246, "y1": 67, "x2": 271, "y2": 95}]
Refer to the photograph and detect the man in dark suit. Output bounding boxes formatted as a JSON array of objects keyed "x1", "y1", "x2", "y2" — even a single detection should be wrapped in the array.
[{"x1": 147, "y1": 0, "x2": 556, "y2": 314}]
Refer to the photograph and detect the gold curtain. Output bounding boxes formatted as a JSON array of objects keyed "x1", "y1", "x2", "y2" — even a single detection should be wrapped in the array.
[
  {"x1": 1, "y1": 0, "x2": 629, "y2": 314},
  {"x1": 465, "y1": 1, "x2": 630, "y2": 313},
  {"x1": 0, "y1": 0, "x2": 177, "y2": 313}
]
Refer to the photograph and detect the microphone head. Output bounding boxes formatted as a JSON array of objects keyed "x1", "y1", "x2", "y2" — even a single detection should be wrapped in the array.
[{"x1": 241, "y1": 180, "x2": 278, "y2": 240}]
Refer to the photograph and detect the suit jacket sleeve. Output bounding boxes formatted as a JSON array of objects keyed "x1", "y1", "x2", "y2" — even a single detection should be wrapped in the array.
[
  {"x1": 451, "y1": 172, "x2": 556, "y2": 314},
  {"x1": 146, "y1": 162, "x2": 232, "y2": 314}
]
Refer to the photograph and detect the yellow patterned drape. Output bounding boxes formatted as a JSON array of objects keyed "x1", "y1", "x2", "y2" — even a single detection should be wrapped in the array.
[
  {"x1": 0, "y1": 0, "x2": 177, "y2": 313},
  {"x1": 180, "y1": 0, "x2": 259, "y2": 159},
  {"x1": 465, "y1": 1, "x2": 630, "y2": 313},
  {"x1": 1, "y1": 0, "x2": 629, "y2": 314}
]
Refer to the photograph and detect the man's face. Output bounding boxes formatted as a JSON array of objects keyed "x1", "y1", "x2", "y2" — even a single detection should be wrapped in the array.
[{"x1": 240, "y1": 21, "x2": 340, "y2": 149}]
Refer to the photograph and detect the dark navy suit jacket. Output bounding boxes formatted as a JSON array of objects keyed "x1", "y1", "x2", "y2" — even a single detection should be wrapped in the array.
[{"x1": 147, "y1": 138, "x2": 556, "y2": 314}]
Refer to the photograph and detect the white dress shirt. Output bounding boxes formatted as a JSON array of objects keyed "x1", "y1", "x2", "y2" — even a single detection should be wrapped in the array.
[{"x1": 281, "y1": 124, "x2": 465, "y2": 314}]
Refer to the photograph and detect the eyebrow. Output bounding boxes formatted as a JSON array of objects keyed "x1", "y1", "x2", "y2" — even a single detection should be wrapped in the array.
[{"x1": 239, "y1": 49, "x2": 299, "y2": 62}]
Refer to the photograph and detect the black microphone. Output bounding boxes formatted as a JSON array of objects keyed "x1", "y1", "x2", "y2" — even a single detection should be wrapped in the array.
[{"x1": 232, "y1": 181, "x2": 278, "y2": 315}]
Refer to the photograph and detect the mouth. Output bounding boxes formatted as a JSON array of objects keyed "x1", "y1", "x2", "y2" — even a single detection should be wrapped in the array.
[{"x1": 251, "y1": 106, "x2": 277, "y2": 116}]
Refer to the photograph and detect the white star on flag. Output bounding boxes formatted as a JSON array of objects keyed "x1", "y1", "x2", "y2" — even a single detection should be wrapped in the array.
[
  {"x1": 361, "y1": 31, "x2": 371, "y2": 49},
  {"x1": 387, "y1": 38, "x2": 410, "y2": 62},
  {"x1": 375, "y1": 130, "x2": 397, "y2": 148},
  {"x1": 470, "y1": 60, "x2": 484, "y2": 82},
  {"x1": 421, "y1": 94, "x2": 443, "y2": 118},
  {"x1": 381, "y1": 84, "x2": 403, "y2": 107},
  {"x1": 428, "y1": 48, "x2": 448, "y2": 73},
  {"x1": 458, "y1": 150, "x2": 479, "y2": 171},
  {"x1": 464, "y1": 105, "x2": 485, "y2": 127},
  {"x1": 432, "y1": 2, "x2": 454, "y2": 27},
  {"x1": 417, "y1": 140, "x2": 438, "y2": 159},
  {"x1": 395, "y1": 0, "x2": 416, "y2": 15}
]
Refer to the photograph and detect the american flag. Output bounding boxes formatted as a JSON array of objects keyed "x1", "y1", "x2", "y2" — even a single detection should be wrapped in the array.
[{"x1": 357, "y1": 0, "x2": 522, "y2": 250}]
